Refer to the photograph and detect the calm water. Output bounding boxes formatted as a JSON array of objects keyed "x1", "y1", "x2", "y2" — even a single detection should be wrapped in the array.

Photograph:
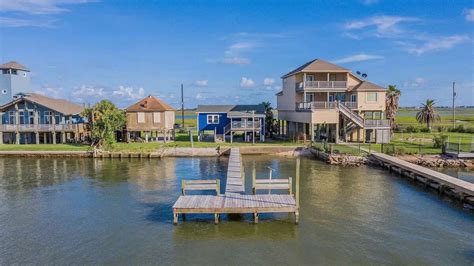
[
  {"x1": 0, "y1": 157, "x2": 473, "y2": 265},
  {"x1": 434, "y1": 167, "x2": 474, "y2": 183}
]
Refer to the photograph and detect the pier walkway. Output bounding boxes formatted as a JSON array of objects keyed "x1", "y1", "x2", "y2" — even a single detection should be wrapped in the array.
[
  {"x1": 371, "y1": 152, "x2": 474, "y2": 197},
  {"x1": 172, "y1": 148, "x2": 299, "y2": 224}
]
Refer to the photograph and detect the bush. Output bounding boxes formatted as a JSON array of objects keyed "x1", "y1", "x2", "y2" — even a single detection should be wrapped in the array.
[
  {"x1": 465, "y1": 127, "x2": 474, "y2": 134},
  {"x1": 420, "y1": 127, "x2": 430, "y2": 133},
  {"x1": 433, "y1": 134, "x2": 448, "y2": 148},
  {"x1": 404, "y1": 125, "x2": 419, "y2": 133},
  {"x1": 449, "y1": 124, "x2": 465, "y2": 133},
  {"x1": 436, "y1": 126, "x2": 446, "y2": 132}
]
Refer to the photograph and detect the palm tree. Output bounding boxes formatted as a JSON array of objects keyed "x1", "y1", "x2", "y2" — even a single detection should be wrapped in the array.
[
  {"x1": 385, "y1": 85, "x2": 401, "y2": 136},
  {"x1": 416, "y1": 99, "x2": 440, "y2": 131},
  {"x1": 261, "y1": 101, "x2": 275, "y2": 137}
]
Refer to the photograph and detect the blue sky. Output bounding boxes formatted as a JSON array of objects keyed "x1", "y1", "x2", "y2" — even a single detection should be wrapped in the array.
[{"x1": 0, "y1": 0, "x2": 473, "y2": 108}]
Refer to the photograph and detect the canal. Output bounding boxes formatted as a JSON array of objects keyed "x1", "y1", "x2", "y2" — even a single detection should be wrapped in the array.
[{"x1": 0, "y1": 156, "x2": 472, "y2": 264}]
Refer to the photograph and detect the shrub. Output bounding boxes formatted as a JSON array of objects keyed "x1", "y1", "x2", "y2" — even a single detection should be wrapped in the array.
[
  {"x1": 420, "y1": 127, "x2": 430, "y2": 133},
  {"x1": 436, "y1": 126, "x2": 446, "y2": 132},
  {"x1": 449, "y1": 124, "x2": 465, "y2": 133},
  {"x1": 433, "y1": 134, "x2": 448, "y2": 148},
  {"x1": 465, "y1": 127, "x2": 474, "y2": 134},
  {"x1": 394, "y1": 147, "x2": 407, "y2": 155},
  {"x1": 404, "y1": 125, "x2": 419, "y2": 133}
]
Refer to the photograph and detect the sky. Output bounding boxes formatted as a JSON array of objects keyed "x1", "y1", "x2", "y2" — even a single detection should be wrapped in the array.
[{"x1": 0, "y1": 0, "x2": 473, "y2": 108}]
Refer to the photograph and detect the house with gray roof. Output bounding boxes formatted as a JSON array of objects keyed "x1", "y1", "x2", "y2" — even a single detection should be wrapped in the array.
[{"x1": 196, "y1": 104, "x2": 266, "y2": 142}]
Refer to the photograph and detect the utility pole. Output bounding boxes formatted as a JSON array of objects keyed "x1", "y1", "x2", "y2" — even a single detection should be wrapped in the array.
[
  {"x1": 452, "y1": 82, "x2": 456, "y2": 129},
  {"x1": 181, "y1": 84, "x2": 185, "y2": 128},
  {"x1": 252, "y1": 110, "x2": 255, "y2": 145}
]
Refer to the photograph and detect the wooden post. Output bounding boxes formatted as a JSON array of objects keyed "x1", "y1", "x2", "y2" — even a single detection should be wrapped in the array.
[
  {"x1": 296, "y1": 157, "x2": 300, "y2": 209},
  {"x1": 295, "y1": 157, "x2": 300, "y2": 224},
  {"x1": 252, "y1": 161, "x2": 256, "y2": 194}
]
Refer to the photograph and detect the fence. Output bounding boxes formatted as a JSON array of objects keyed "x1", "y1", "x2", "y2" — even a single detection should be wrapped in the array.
[{"x1": 444, "y1": 142, "x2": 474, "y2": 154}]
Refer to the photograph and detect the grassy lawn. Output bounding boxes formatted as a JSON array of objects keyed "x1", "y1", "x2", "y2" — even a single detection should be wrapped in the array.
[
  {"x1": 0, "y1": 144, "x2": 91, "y2": 151},
  {"x1": 396, "y1": 107, "x2": 474, "y2": 129}
]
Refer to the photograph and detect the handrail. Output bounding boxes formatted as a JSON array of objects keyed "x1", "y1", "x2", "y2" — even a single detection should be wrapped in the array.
[
  {"x1": 296, "y1": 101, "x2": 337, "y2": 110},
  {"x1": 364, "y1": 119, "x2": 390, "y2": 127},
  {"x1": 297, "y1": 81, "x2": 347, "y2": 90},
  {"x1": 0, "y1": 124, "x2": 79, "y2": 131},
  {"x1": 337, "y1": 101, "x2": 364, "y2": 127}
]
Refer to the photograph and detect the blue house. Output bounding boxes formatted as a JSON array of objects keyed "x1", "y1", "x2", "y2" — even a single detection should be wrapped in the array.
[
  {"x1": 0, "y1": 93, "x2": 86, "y2": 144},
  {"x1": 196, "y1": 104, "x2": 266, "y2": 142}
]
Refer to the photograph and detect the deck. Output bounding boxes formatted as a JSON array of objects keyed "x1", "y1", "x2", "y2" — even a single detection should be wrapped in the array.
[
  {"x1": 224, "y1": 148, "x2": 245, "y2": 195},
  {"x1": 172, "y1": 148, "x2": 299, "y2": 224},
  {"x1": 371, "y1": 152, "x2": 474, "y2": 197}
]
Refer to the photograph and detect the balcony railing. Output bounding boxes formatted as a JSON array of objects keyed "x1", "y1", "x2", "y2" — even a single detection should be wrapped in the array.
[
  {"x1": 231, "y1": 120, "x2": 261, "y2": 129},
  {"x1": 341, "y1": 101, "x2": 358, "y2": 109},
  {"x1": 296, "y1": 101, "x2": 337, "y2": 110},
  {"x1": 364, "y1": 119, "x2": 390, "y2": 128},
  {"x1": 296, "y1": 81, "x2": 347, "y2": 90},
  {"x1": 0, "y1": 124, "x2": 79, "y2": 132}
]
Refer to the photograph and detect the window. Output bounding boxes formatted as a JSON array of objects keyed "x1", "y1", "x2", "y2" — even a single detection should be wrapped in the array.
[
  {"x1": 1, "y1": 89, "x2": 7, "y2": 94},
  {"x1": 44, "y1": 111, "x2": 53, "y2": 124},
  {"x1": 137, "y1": 112, "x2": 145, "y2": 123},
  {"x1": 366, "y1": 92, "x2": 377, "y2": 102},
  {"x1": 55, "y1": 114, "x2": 61, "y2": 124},
  {"x1": 28, "y1": 111, "x2": 35, "y2": 124},
  {"x1": 329, "y1": 74, "x2": 336, "y2": 81},
  {"x1": 207, "y1": 114, "x2": 219, "y2": 124},
  {"x1": 306, "y1": 75, "x2": 314, "y2": 82},
  {"x1": 351, "y1": 94, "x2": 357, "y2": 102},
  {"x1": 8, "y1": 111, "x2": 15, "y2": 124},
  {"x1": 328, "y1": 94, "x2": 335, "y2": 102},
  {"x1": 364, "y1": 112, "x2": 373, "y2": 119},
  {"x1": 153, "y1": 112, "x2": 161, "y2": 123},
  {"x1": 19, "y1": 111, "x2": 25, "y2": 124}
]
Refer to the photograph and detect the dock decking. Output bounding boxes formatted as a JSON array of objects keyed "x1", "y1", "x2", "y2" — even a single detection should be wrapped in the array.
[
  {"x1": 225, "y1": 148, "x2": 245, "y2": 195},
  {"x1": 371, "y1": 152, "x2": 474, "y2": 198},
  {"x1": 172, "y1": 148, "x2": 299, "y2": 224}
]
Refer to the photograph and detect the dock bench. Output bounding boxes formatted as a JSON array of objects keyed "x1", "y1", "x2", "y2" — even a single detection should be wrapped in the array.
[
  {"x1": 253, "y1": 178, "x2": 292, "y2": 195},
  {"x1": 181, "y1": 179, "x2": 221, "y2": 195}
]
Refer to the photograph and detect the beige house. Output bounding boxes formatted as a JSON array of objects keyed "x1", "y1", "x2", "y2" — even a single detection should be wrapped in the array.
[
  {"x1": 276, "y1": 59, "x2": 390, "y2": 143},
  {"x1": 125, "y1": 95, "x2": 175, "y2": 142}
]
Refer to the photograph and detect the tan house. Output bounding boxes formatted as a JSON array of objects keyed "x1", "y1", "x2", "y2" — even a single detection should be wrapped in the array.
[
  {"x1": 125, "y1": 95, "x2": 175, "y2": 142},
  {"x1": 276, "y1": 59, "x2": 390, "y2": 143}
]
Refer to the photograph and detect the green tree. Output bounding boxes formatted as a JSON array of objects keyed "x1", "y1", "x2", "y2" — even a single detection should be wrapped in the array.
[
  {"x1": 82, "y1": 100, "x2": 126, "y2": 148},
  {"x1": 416, "y1": 99, "x2": 440, "y2": 132},
  {"x1": 385, "y1": 85, "x2": 401, "y2": 136},
  {"x1": 262, "y1": 101, "x2": 276, "y2": 137}
]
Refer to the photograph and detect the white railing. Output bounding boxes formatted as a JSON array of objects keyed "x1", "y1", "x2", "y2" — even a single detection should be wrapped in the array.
[
  {"x1": 296, "y1": 81, "x2": 347, "y2": 90},
  {"x1": 364, "y1": 119, "x2": 390, "y2": 127},
  {"x1": 341, "y1": 101, "x2": 358, "y2": 109},
  {"x1": 0, "y1": 124, "x2": 79, "y2": 132},
  {"x1": 231, "y1": 120, "x2": 261, "y2": 130},
  {"x1": 337, "y1": 101, "x2": 364, "y2": 127},
  {"x1": 296, "y1": 101, "x2": 337, "y2": 110}
]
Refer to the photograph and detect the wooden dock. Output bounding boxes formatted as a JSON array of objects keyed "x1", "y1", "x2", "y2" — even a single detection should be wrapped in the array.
[
  {"x1": 172, "y1": 148, "x2": 299, "y2": 224},
  {"x1": 225, "y1": 148, "x2": 245, "y2": 195},
  {"x1": 371, "y1": 152, "x2": 474, "y2": 200}
]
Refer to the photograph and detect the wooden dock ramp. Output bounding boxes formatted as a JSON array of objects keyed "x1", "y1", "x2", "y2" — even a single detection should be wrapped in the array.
[
  {"x1": 172, "y1": 151, "x2": 300, "y2": 224},
  {"x1": 225, "y1": 148, "x2": 245, "y2": 195}
]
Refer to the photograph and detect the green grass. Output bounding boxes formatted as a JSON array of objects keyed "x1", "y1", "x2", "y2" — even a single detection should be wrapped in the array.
[
  {"x1": 0, "y1": 144, "x2": 90, "y2": 151},
  {"x1": 396, "y1": 107, "x2": 474, "y2": 129}
]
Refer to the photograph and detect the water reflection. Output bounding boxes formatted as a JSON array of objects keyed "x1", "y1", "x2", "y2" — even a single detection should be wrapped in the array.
[{"x1": 0, "y1": 157, "x2": 472, "y2": 265}]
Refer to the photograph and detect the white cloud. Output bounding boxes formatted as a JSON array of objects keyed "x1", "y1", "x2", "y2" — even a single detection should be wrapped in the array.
[
  {"x1": 465, "y1": 9, "x2": 474, "y2": 22},
  {"x1": 240, "y1": 77, "x2": 255, "y2": 88},
  {"x1": 404, "y1": 35, "x2": 469, "y2": 55},
  {"x1": 0, "y1": 0, "x2": 95, "y2": 15},
  {"x1": 263, "y1": 78, "x2": 275, "y2": 86},
  {"x1": 345, "y1": 16, "x2": 419, "y2": 37},
  {"x1": 334, "y1": 53, "x2": 384, "y2": 63},
  {"x1": 195, "y1": 80, "x2": 208, "y2": 87},
  {"x1": 414, "y1": 77, "x2": 425, "y2": 85},
  {"x1": 34, "y1": 86, "x2": 63, "y2": 98},
  {"x1": 228, "y1": 42, "x2": 258, "y2": 50},
  {"x1": 0, "y1": 17, "x2": 57, "y2": 28},
  {"x1": 112, "y1": 86, "x2": 145, "y2": 100},
  {"x1": 219, "y1": 57, "x2": 251, "y2": 65},
  {"x1": 71, "y1": 85, "x2": 105, "y2": 102}
]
